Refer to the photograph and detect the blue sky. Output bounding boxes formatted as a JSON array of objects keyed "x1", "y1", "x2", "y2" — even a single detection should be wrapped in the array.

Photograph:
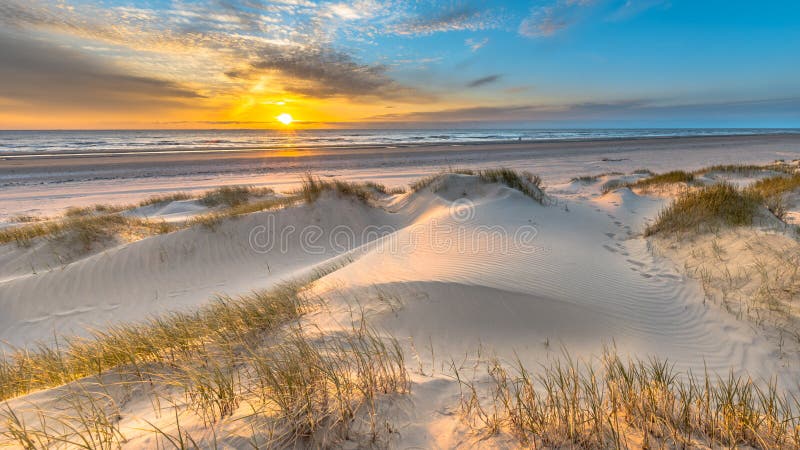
[{"x1": 0, "y1": 0, "x2": 798, "y2": 128}]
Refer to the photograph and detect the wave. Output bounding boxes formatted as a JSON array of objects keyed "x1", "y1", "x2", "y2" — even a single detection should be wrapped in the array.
[{"x1": 1, "y1": 128, "x2": 797, "y2": 155}]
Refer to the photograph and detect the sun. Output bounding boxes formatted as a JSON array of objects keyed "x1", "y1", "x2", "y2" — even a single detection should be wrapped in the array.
[{"x1": 276, "y1": 113, "x2": 293, "y2": 125}]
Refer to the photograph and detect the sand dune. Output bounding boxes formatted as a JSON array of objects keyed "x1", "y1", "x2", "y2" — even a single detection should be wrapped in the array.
[
  {"x1": 309, "y1": 175, "x2": 789, "y2": 384},
  {"x1": 0, "y1": 193, "x2": 409, "y2": 348},
  {"x1": 1, "y1": 171, "x2": 794, "y2": 373},
  {"x1": 1, "y1": 169, "x2": 799, "y2": 447}
]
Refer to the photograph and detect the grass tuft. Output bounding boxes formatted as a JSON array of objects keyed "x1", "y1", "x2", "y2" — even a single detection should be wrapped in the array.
[
  {"x1": 696, "y1": 162, "x2": 796, "y2": 176},
  {"x1": 456, "y1": 349, "x2": 800, "y2": 448},
  {"x1": 571, "y1": 175, "x2": 599, "y2": 183},
  {"x1": 364, "y1": 181, "x2": 406, "y2": 195},
  {"x1": 0, "y1": 283, "x2": 309, "y2": 401},
  {"x1": 745, "y1": 173, "x2": 800, "y2": 221},
  {"x1": 298, "y1": 175, "x2": 391, "y2": 204},
  {"x1": 244, "y1": 325, "x2": 408, "y2": 446},
  {"x1": 0, "y1": 214, "x2": 175, "y2": 248},
  {"x1": 645, "y1": 183, "x2": 761, "y2": 236},
  {"x1": 478, "y1": 168, "x2": 548, "y2": 205},
  {"x1": 199, "y1": 185, "x2": 274, "y2": 208},
  {"x1": 411, "y1": 168, "x2": 549, "y2": 205},
  {"x1": 629, "y1": 170, "x2": 695, "y2": 190},
  {"x1": 748, "y1": 173, "x2": 800, "y2": 199},
  {"x1": 138, "y1": 192, "x2": 193, "y2": 207}
]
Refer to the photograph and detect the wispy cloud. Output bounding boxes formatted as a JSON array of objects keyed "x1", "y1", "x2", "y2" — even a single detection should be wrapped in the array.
[
  {"x1": 392, "y1": 4, "x2": 502, "y2": 35},
  {"x1": 465, "y1": 37, "x2": 489, "y2": 52},
  {"x1": 466, "y1": 74, "x2": 502, "y2": 88},
  {"x1": 519, "y1": 0, "x2": 596, "y2": 38},
  {"x1": 608, "y1": 0, "x2": 670, "y2": 21}
]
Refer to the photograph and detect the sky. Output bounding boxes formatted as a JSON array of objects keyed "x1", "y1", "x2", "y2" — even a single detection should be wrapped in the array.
[{"x1": 0, "y1": 0, "x2": 799, "y2": 129}]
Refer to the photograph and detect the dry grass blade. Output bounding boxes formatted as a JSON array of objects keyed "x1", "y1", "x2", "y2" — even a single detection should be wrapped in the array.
[
  {"x1": 243, "y1": 324, "x2": 409, "y2": 447},
  {"x1": 2, "y1": 385, "x2": 126, "y2": 450},
  {"x1": 410, "y1": 168, "x2": 550, "y2": 205},
  {"x1": 198, "y1": 185, "x2": 274, "y2": 208},
  {"x1": 645, "y1": 183, "x2": 761, "y2": 236},
  {"x1": 298, "y1": 174, "x2": 395, "y2": 204},
  {"x1": 0, "y1": 257, "x2": 352, "y2": 401},
  {"x1": 137, "y1": 192, "x2": 193, "y2": 207},
  {"x1": 0, "y1": 214, "x2": 175, "y2": 247},
  {"x1": 455, "y1": 349, "x2": 800, "y2": 448},
  {"x1": 629, "y1": 170, "x2": 695, "y2": 189}
]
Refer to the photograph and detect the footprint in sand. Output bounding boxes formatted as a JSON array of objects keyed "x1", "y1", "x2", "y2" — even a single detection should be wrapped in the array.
[
  {"x1": 627, "y1": 259, "x2": 646, "y2": 267},
  {"x1": 602, "y1": 244, "x2": 618, "y2": 253},
  {"x1": 604, "y1": 232, "x2": 616, "y2": 238}
]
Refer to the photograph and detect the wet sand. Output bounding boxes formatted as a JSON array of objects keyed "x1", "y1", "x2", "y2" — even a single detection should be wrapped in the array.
[{"x1": 2, "y1": 134, "x2": 799, "y2": 182}]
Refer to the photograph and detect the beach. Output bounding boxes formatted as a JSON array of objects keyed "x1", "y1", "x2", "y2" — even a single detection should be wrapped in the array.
[
  {"x1": 2, "y1": 133, "x2": 800, "y2": 221},
  {"x1": 4, "y1": 0, "x2": 799, "y2": 445},
  {"x1": 1, "y1": 134, "x2": 800, "y2": 447}
]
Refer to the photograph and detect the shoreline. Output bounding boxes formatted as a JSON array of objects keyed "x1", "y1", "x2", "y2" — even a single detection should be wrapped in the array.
[
  {"x1": 2, "y1": 131, "x2": 799, "y2": 159},
  {"x1": 3, "y1": 134, "x2": 800, "y2": 171}
]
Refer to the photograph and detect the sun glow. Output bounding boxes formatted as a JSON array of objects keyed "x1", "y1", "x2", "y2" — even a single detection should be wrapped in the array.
[{"x1": 276, "y1": 113, "x2": 293, "y2": 125}]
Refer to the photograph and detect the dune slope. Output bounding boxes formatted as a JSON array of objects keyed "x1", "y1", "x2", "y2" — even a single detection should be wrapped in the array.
[{"x1": 1, "y1": 172, "x2": 797, "y2": 448}]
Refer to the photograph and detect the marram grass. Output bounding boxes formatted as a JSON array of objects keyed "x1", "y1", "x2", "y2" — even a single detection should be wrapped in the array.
[
  {"x1": 645, "y1": 183, "x2": 762, "y2": 236},
  {"x1": 455, "y1": 349, "x2": 800, "y2": 448},
  {"x1": 410, "y1": 168, "x2": 549, "y2": 205}
]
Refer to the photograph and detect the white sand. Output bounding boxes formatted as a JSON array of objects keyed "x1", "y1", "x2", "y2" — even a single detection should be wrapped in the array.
[{"x1": 1, "y1": 140, "x2": 800, "y2": 446}]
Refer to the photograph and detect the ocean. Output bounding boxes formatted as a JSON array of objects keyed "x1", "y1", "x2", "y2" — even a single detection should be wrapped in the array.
[{"x1": 1, "y1": 128, "x2": 798, "y2": 156}]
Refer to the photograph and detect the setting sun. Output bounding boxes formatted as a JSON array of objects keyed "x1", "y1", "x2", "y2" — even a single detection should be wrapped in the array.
[{"x1": 276, "y1": 113, "x2": 293, "y2": 125}]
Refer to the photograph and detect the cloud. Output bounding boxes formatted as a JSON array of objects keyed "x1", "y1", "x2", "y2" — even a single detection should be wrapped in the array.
[
  {"x1": 519, "y1": 0, "x2": 596, "y2": 38},
  {"x1": 226, "y1": 45, "x2": 422, "y2": 100},
  {"x1": 0, "y1": 1, "x2": 62, "y2": 28},
  {"x1": 608, "y1": 0, "x2": 670, "y2": 21},
  {"x1": 466, "y1": 74, "x2": 502, "y2": 88},
  {"x1": 367, "y1": 97, "x2": 800, "y2": 123},
  {"x1": 392, "y1": 4, "x2": 500, "y2": 35},
  {"x1": 0, "y1": 0, "x2": 426, "y2": 103},
  {"x1": 0, "y1": 32, "x2": 202, "y2": 112},
  {"x1": 465, "y1": 37, "x2": 489, "y2": 52}
]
